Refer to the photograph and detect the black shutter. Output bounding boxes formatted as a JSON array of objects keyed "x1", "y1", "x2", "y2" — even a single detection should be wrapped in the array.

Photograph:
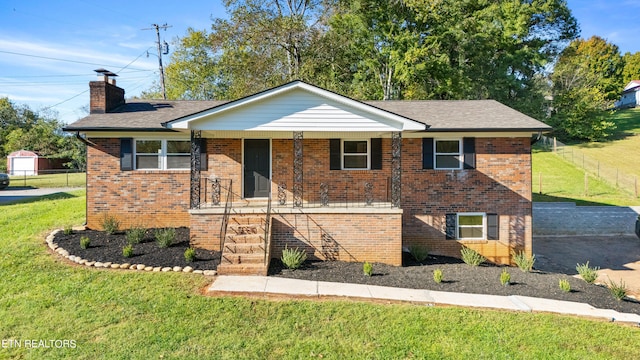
[
  {"x1": 371, "y1": 138, "x2": 382, "y2": 170},
  {"x1": 330, "y1": 139, "x2": 341, "y2": 170},
  {"x1": 422, "y1": 138, "x2": 434, "y2": 169},
  {"x1": 445, "y1": 213, "x2": 457, "y2": 240},
  {"x1": 199, "y1": 138, "x2": 208, "y2": 171},
  {"x1": 120, "y1": 138, "x2": 133, "y2": 171},
  {"x1": 463, "y1": 137, "x2": 476, "y2": 169},
  {"x1": 487, "y1": 214, "x2": 499, "y2": 240}
]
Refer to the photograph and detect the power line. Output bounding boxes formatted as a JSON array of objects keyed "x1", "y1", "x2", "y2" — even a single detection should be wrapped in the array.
[{"x1": 0, "y1": 50, "x2": 150, "y2": 71}]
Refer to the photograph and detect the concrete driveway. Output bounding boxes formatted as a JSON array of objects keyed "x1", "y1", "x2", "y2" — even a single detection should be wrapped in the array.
[
  {"x1": 0, "y1": 187, "x2": 82, "y2": 204},
  {"x1": 534, "y1": 236, "x2": 640, "y2": 296}
]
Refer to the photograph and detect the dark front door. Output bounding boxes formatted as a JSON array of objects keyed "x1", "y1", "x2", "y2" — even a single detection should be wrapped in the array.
[{"x1": 244, "y1": 139, "x2": 270, "y2": 198}]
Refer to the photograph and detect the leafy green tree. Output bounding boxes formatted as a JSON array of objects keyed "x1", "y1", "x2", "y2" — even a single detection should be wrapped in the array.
[
  {"x1": 622, "y1": 51, "x2": 640, "y2": 85},
  {"x1": 550, "y1": 36, "x2": 623, "y2": 141},
  {"x1": 0, "y1": 98, "x2": 85, "y2": 172}
]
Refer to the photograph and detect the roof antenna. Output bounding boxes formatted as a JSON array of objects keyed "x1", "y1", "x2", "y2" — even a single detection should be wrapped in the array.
[{"x1": 142, "y1": 23, "x2": 172, "y2": 100}]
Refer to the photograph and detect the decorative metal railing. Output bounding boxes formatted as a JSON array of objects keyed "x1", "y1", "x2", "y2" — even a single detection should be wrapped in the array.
[
  {"x1": 218, "y1": 179, "x2": 233, "y2": 255},
  {"x1": 263, "y1": 181, "x2": 273, "y2": 264}
]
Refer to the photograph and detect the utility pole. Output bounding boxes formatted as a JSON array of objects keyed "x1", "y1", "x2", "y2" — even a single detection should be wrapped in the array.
[{"x1": 143, "y1": 23, "x2": 171, "y2": 99}]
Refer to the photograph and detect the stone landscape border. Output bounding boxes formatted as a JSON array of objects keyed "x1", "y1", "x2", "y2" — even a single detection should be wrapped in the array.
[{"x1": 45, "y1": 228, "x2": 217, "y2": 276}]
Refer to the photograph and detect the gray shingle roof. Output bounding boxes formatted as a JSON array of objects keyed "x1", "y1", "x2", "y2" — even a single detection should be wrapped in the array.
[
  {"x1": 64, "y1": 98, "x2": 550, "y2": 132},
  {"x1": 63, "y1": 100, "x2": 227, "y2": 131},
  {"x1": 367, "y1": 100, "x2": 551, "y2": 132}
]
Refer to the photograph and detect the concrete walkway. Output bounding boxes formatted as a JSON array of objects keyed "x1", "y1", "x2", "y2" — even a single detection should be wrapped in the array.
[{"x1": 208, "y1": 275, "x2": 640, "y2": 325}]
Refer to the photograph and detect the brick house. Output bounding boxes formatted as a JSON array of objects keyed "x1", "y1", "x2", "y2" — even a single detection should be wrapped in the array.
[{"x1": 64, "y1": 71, "x2": 550, "y2": 275}]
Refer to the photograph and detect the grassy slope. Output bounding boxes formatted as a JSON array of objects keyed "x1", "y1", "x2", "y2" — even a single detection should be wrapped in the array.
[
  {"x1": 572, "y1": 108, "x2": 640, "y2": 179},
  {"x1": 532, "y1": 107, "x2": 640, "y2": 206},
  {"x1": 1, "y1": 192, "x2": 640, "y2": 359},
  {"x1": 532, "y1": 149, "x2": 638, "y2": 206}
]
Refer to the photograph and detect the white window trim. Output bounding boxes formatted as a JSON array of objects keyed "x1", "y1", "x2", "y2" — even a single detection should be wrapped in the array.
[
  {"x1": 457, "y1": 212, "x2": 486, "y2": 240},
  {"x1": 434, "y1": 139, "x2": 462, "y2": 170},
  {"x1": 134, "y1": 139, "x2": 190, "y2": 170},
  {"x1": 341, "y1": 139, "x2": 370, "y2": 170}
]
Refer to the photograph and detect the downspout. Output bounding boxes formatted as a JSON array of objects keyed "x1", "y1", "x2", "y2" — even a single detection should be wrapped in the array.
[{"x1": 75, "y1": 132, "x2": 90, "y2": 227}]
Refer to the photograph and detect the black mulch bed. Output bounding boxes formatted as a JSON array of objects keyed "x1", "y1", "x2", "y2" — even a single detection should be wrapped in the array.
[
  {"x1": 54, "y1": 229, "x2": 639, "y2": 315},
  {"x1": 269, "y1": 253, "x2": 640, "y2": 315},
  {"x1": 54, "y1": 228, "x2": 220, "y2": 271}
]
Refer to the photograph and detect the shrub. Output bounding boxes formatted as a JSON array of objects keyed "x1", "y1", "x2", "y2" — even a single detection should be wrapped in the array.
[
  {"x1": 63, "y1": 225, "x2": 73, "y2": 235},
  {"x1": 126, "y1": 226, "x2": 146, "y2": 245},
  {"x1": 409, "y1": 245, "x2": 429, "y2": 262},
  {"x1": 363, "y1": 261, "x2": 373, "y2": 276},
  {"x1": 101, "y1": 215, "x2": 120, "y2": 235},
  {"x1": 155, "y1": 228, "x2": 176, "y2": 248},
  {"x1": 512, "y1": 250, "x2": 535, "y2": 272},
  {"x1": 559, "y1": 279, "x2": 571, "y2": 293},
  {"x1": 80, "y1": 236, "x2": 90, "y2": 249},
  {"x1": 576, "y1": 261, "x2": 599, "y2": 284},
  {"x1": 608, "y1": 279, "x2": 627, "y2": 301},
  {"x1": 122, "y1": 244, "x2": 133, "y2": 258},
  {"x1": 281, "y1": 246, "x2": 307, "y2": 270},
  {"x1": 500, "y1": 268, "x2": 511, "y2": 286},
  {"x1": 433, "y1": 269, "x2": 443, "y2": 284},
  {"x1": 460, "y1": 247, "x2": 485, "y2": 266},
  {"x1": 184, "y1": 247, "x2": 196, "y2": 263}
]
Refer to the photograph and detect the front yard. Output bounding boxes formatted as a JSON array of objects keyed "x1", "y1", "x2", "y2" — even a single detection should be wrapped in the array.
[{"x1": 1, "y1": 190, "x2": 640, "y2": 359}]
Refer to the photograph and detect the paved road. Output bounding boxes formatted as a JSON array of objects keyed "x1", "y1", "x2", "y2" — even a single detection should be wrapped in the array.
[{"x1": 0, "y1": 187, "x2": 83, "y2": 204}]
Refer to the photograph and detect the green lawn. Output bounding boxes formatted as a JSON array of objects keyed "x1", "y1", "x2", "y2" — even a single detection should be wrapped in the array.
[
  {"x1": 1, "y1": 191, "x2": 640, "y2": 359},
  {"x1": 8, "y1": 172, "x2": 86, "y2": 188}
]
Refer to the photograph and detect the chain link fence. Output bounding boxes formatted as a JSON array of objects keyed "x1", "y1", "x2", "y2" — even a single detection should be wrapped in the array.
[
  {"x1": 8, "y1": 169, "x2": 86, "y2": 188},
  {"x1": 538, "y1": 135, "x2": 638, "y2": 198}
]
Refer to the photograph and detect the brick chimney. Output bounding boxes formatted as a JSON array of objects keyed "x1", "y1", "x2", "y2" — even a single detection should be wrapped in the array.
[{"x1": 90, "y1": 69, "x2": 125, "y2": 114}]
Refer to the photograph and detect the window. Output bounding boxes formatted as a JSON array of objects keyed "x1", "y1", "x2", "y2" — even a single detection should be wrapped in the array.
[
  {"x1": 457, "y1": 213, "x2": 485, "y2": 239},
  {"x1": 134, "y1": 139, "x2": 190, "y2": 170},
  {"x1": 342, "y1": 140, "x2": 369, "y2": 170},
  {"x1": 435, "y1": 139, "x2": 461, "y2": 169},
  {"x1": 445, "y1": 213, "x2": 498, "y2": 240}
]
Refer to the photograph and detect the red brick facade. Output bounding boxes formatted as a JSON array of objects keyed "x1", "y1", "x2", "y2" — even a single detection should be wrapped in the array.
[{"x1": 86, "y1": 136, "x2": 532, "y2": 265}]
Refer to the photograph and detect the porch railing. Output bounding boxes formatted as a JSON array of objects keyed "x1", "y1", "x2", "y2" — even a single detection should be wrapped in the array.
[
  {"x1": 218, "y1": 179, "x2": 233, "y2": 255},
  {"x1": 263, "y1": 181, "x2": 273, "y2": 264},
  {"x1": 276, "y1": 177, "x2": 395, "y2": 208}
]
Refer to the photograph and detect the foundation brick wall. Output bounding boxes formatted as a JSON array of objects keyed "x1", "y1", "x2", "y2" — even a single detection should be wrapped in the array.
[{"x1": 270, "y1": 212, "x2": 403, "y2": 266}]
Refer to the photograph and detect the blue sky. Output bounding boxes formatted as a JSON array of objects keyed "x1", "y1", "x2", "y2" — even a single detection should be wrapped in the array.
[{"x1": 1, "y1": 0, "x2": 639, "y2": 124}]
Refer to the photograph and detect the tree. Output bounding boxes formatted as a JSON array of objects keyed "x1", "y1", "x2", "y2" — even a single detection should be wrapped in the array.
[
  {"x1": 549, "y1": 36, "x2": 623, "y2": 141},
  {"x1": 622, "y1": 51, "x2": 640, "y2": 85},
  {"x1": 0, "y1": 98, "x2": 85, "y2": 172}
]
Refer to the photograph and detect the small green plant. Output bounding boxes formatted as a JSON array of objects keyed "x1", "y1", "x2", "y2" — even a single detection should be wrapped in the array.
[
  {"x1": 409, "y1": 245, "x2": 429, "y2": 262},
  {"x1": 101, "y1": 214, "x2": 120, "y2": 235},
  {"x1": 433, "y1": 268, "x2": 443, "y2": 284},
  {"x1": 608, "y1": 279, "x2": 627, "y2": 301},
  {"x1": 184, "y1": 247, "x2": 196, "y2": 263},
  {"x1": 576, "y1": 261, "x2": 599, "y2": 284},
  {"x1": 63, "y1": 225, "x2": 73, "y2": 235},
  {"x1": 79, "y1": 236, "x2": 90, "y2": 249},
  {"x1": 281, "y1": 246, "x2": 307, "y2": 270},
  {"x1": 500, "y1": 268, "x2": 511, "y2": 286},
  {"x1": 155, "y1": 228, "x2": 176, "y2": 248},
  {"x1": 126, "y1": 225, "x2": 146, "y2": 245},
  {"x1": 122, "y1": 244, "x2": 134, "y2": 258},
  {"x1": 559, "y1": 279, "x2": 571, "y2": 293},
  {"x1": 460, "y1": 247, "x2": 486, "y2": 266},
  {"x1": 363, "y1": 261, "x2": 373, "y2": 276},
  {"x1": 512, "y1": 250, "x2": 535, "y2": 272}
]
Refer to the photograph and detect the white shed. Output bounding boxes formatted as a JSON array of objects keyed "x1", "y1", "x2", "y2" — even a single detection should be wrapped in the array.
[{"x1": 7, "y1": 150, "x2": 39, "y2": 176}]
